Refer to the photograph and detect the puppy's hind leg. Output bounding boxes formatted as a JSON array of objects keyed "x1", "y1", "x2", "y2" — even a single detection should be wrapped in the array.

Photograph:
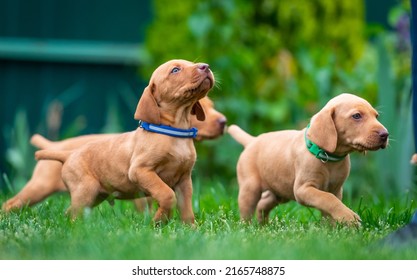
[
  {"x1": 256, "y1": 191, "x2": 279, "y2": 224},
  {"x1": 65, "y1": 176, "x2": 103, "y2": 219},
  {"x1": 133, "y1": 197, "x2": 154, "y2": 213},
  {"x1": 256, "y1": 191, "x2": 289, "y2": 224},
  {"x1": 238, "y1": 177, "x2": 262, "y2": 222},
  {"x1": 2, "y1": 161, "x2": 66, "y2": 212}
]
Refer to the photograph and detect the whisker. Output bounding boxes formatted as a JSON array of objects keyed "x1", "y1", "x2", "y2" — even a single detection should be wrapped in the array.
[
  {"x1": 214, "y1": 81, "x2": 222, "y2": 90},
  {"x1": 211, "y1": 72, "x2": 222, "y2": 90}
]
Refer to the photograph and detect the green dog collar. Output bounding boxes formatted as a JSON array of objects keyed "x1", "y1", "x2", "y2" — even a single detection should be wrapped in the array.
[{"x1": 304, "y1": 124, "x2": 346, "y2": 163}]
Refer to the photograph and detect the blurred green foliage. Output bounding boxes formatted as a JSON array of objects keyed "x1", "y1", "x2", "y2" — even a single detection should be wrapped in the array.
[
  {"x1": 144, "y1": 0, "x2": 365, "y2": 122},
  {"x1": 2, "y1": 0, "x2": 414, "y2": 200},
  {"x1": 142, "y1": 0, "x2": 414, "y2": 197}
]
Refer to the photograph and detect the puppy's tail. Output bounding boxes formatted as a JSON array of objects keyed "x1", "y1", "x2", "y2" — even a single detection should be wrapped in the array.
[
  {"x1": 30, "y1": 134, "x2": 53, "y2": 149},
  {"x1": 35, "y1": 150, "x2": 70, "y2": 163},
  {"x1": 227, "y1": 124, "x2": 255, "y2": 147}
]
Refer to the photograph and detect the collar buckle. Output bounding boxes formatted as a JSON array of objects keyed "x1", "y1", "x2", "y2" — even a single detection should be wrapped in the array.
[
  {"x1": 305, "y1": 124, "x2": 346, "y2": 163},
  {"x1": 320, "y1": 151, "x2": 329, "y2": 163}
]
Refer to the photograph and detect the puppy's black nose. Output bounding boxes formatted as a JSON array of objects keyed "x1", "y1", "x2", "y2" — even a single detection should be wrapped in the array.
[
  {"x1": 218, "y1": 117, "x2": 227, "y2": 131},
  {"x1": 198, "y1": 63, "x2": 210, "y2": 73},
  {"x1": 379, "y1": 130, "x2": 389, "y2": 142}
]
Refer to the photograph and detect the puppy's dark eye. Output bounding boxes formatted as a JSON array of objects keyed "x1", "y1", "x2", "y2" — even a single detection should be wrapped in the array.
[
  {"x1": 171, "y1": 67, "x2": 181, "y2": 74},
  {"x1": 352, "y1": 113, "x2": 362, "y2": 120}
]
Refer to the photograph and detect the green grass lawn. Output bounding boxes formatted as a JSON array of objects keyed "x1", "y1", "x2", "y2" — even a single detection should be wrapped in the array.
[{"x1": 1, "y1": 180, "x2": 416, "y2": 260}]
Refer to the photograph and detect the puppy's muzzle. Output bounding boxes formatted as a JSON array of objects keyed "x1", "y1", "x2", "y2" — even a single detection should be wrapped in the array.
[
  {"x1": 197, "y1": 63, "x2": 214, "y2": 88},
  {"x1": 378, "y1": 129, "x2": 389, "y2": 149},
  {"x1": 218, "y1": 117, "x2": 227, "y2": 134}
]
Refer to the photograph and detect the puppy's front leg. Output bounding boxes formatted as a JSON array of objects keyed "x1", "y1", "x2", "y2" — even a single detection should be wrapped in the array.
[
  {"x1": 294, "y1": 184, "x2": 361, "y2": 226},
  {"x1": 130, "y1": 168, "x2": 176, "y2": 224},
  {"x1": 174, "y1": 175, "x2": 195, "y2": 224}
]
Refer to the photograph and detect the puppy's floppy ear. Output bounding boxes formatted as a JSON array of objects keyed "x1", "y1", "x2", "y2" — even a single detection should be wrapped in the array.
[
  {"x1": 307, "y1": 108, "x2": 337, "y2": 153},
  {"x1": 191, "y1": 101, "x2": 206, "y2": 121},
  {"x1": 134, "y1": 84, "x2": 161, "y2": 124}
]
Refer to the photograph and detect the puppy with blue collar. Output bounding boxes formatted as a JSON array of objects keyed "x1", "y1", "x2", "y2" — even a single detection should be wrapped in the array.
[{"x1": 35, "y1": 59, "x2": 215, "y2": 224}]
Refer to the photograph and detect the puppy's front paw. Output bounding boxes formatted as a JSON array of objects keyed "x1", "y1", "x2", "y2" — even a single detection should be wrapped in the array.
[
  {"x1": 2, "y1": 199, "x2": 19, "y2": 212},
  {"x1": 333, "y1": 208, "x2": 361, "y2": 227}
]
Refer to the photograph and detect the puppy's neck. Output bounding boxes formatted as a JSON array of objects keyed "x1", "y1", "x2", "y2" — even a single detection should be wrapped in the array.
[
  {"x1": 160, "y1": 106, "x2": 193, "y2": 129},
  {"x1": 333, "y1": 139, "x2": 358, "y2": 156},
  {"x1": 333, "y1": 147, "x2": 351, "y2": 156}
]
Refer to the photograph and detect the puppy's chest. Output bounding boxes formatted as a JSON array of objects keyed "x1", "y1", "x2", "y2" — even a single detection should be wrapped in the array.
[
  {"x1": 167, "y1": 148, "x2": 196, "y2": 168},
  {"x1": 156, "y1": 143, "x2": 196, "y2": 183},
  {"x1": 322, "y1": 165, "x2": 350, "y2": 193}
]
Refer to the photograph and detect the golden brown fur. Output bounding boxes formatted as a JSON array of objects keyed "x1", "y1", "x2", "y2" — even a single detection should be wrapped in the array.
[
  {"x1": 228, "y1": 93, "x2": 389, "y2": 226},
  {"x1": 193, "y1": 97, "x2": 226, "y2": 141},
  {"x1": 2, "y1": 96, "x2": 226, "y2": 213},
  {"x1": 30, "y1": 59, "x2": 215, "y2": 224}
]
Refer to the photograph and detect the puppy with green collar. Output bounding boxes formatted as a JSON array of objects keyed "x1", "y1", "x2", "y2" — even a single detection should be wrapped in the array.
[{"x1": 228, "y1": 93, "x2": 389, "y2": 226}]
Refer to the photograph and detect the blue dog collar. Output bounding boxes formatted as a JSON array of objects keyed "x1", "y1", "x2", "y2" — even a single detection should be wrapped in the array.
[{"x1": 139, "y1": 120, "x2": 198, "y2": 138}]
